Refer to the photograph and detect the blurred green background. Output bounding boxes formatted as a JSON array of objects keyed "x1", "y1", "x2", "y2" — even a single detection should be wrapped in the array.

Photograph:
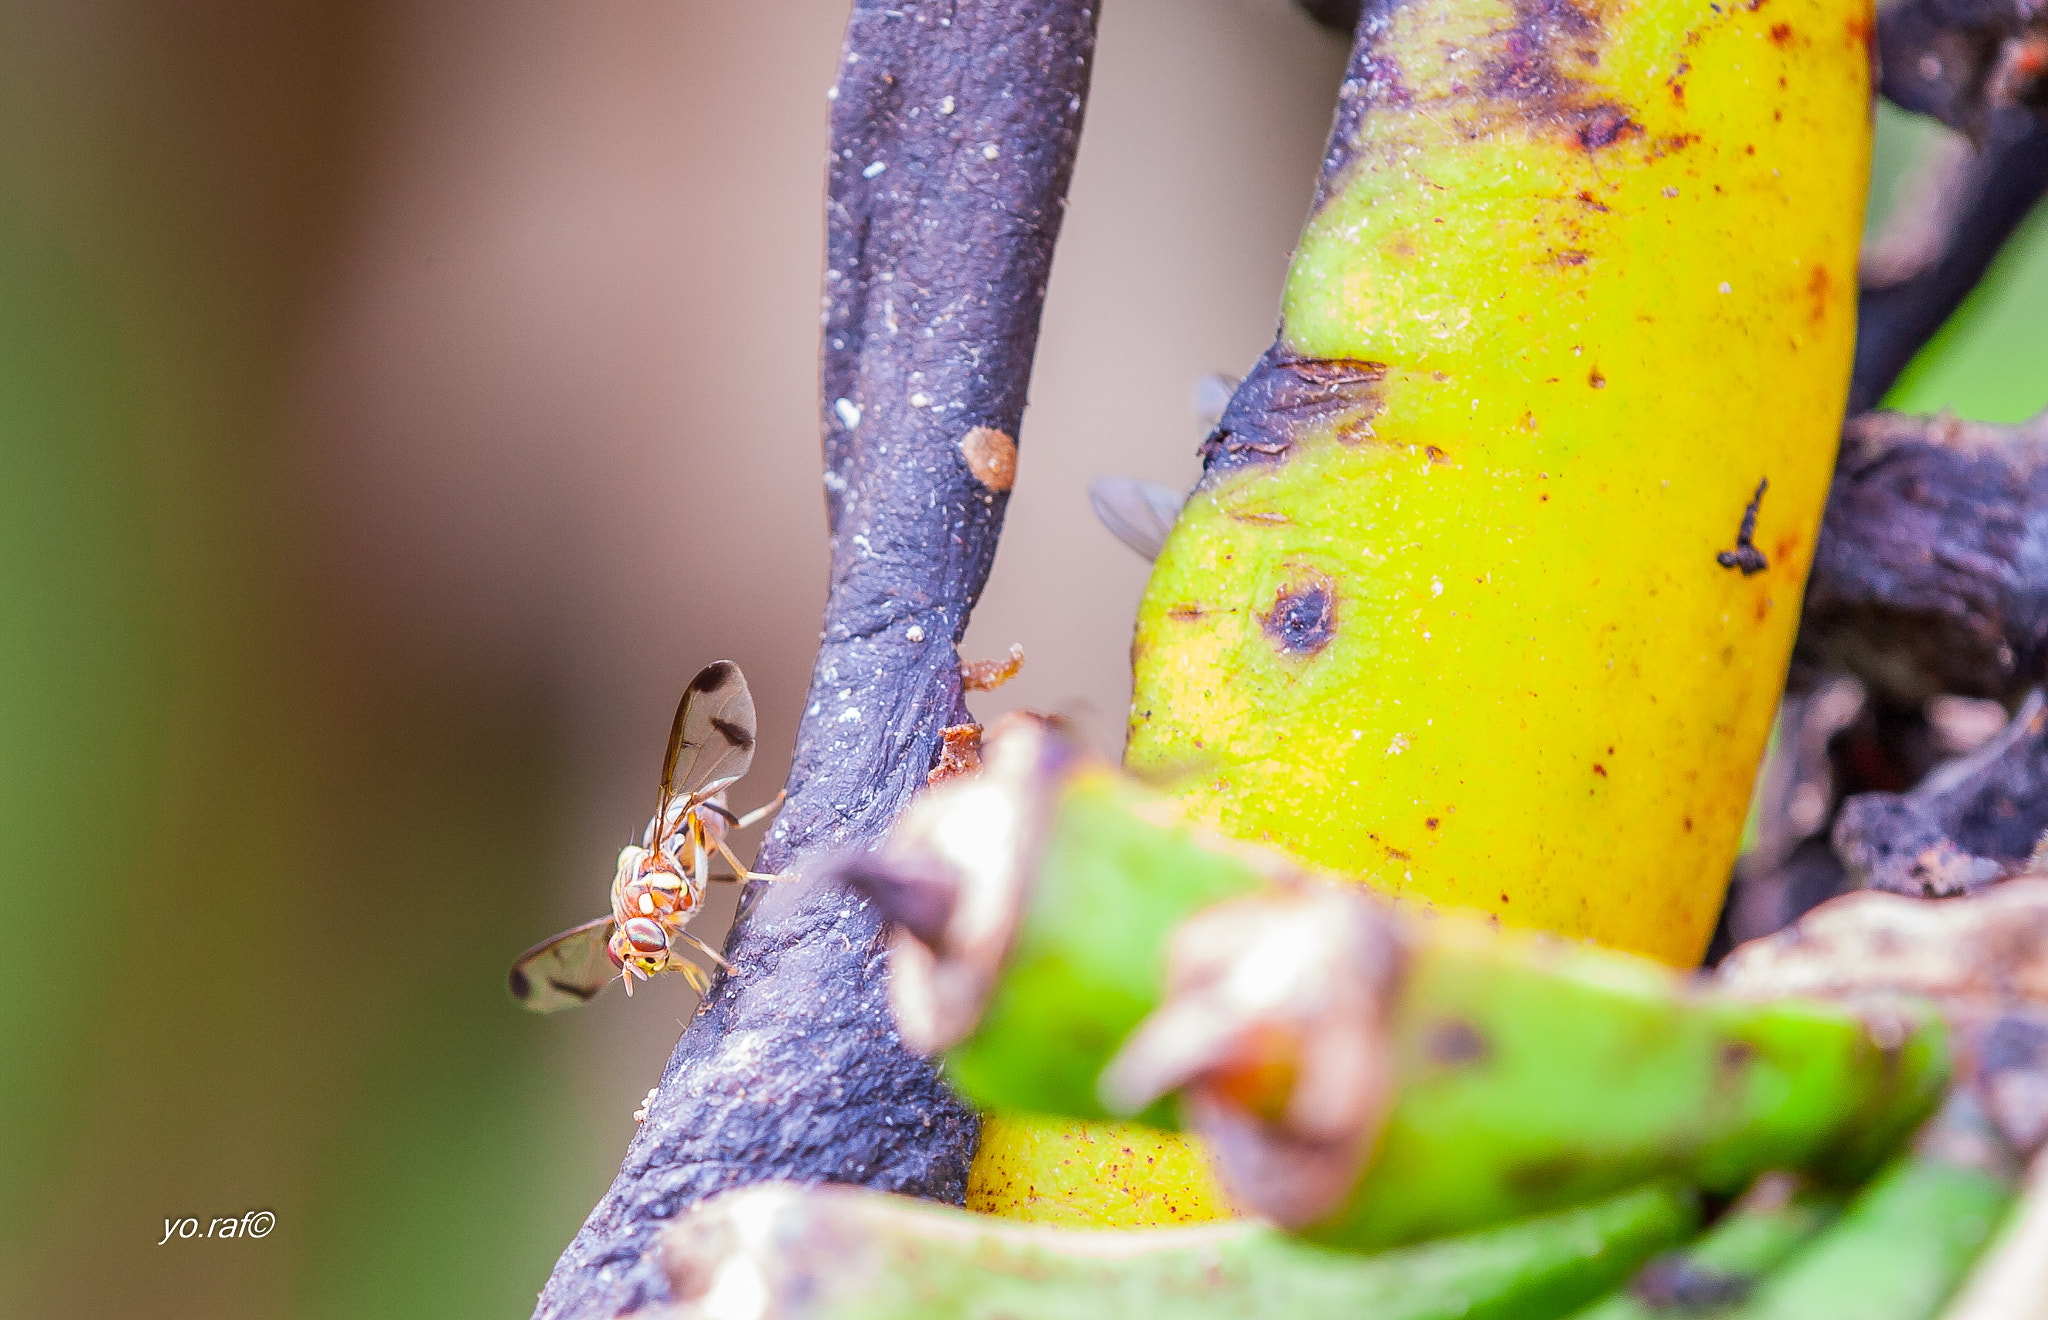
[{"x1": 0, "y1": 4, "x2": 2039, "y2": 1319}]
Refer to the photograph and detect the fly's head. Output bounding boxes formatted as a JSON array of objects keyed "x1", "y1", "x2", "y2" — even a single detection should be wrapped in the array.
[{"x1": 607, "y1": 916, "x2": 673, "y2": 990}]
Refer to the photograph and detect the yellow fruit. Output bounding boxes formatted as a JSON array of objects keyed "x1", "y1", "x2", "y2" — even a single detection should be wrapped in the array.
[
  {"x1": 965, "y1": 1117, "x2": 1238, "y2": 1224},
  {"x1": 978, "y1": 0, "x2": 1873, "y2": 1224}
]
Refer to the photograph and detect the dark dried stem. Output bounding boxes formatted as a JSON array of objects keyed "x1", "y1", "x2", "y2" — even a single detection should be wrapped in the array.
[
  {"x1": 534, "y1": 4, "x2": 1098, "y2": 1316},
  {"x1": 1799, "y1": 409, "x2": 2048, "y2": 706},
  {"x1": 1851, "y1": 116, "x2": 2048, "y2": 414}
]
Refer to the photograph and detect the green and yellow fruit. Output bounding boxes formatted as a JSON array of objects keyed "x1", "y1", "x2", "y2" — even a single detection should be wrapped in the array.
[
  {"x1": 991, "y1": 0, "x2": 1876, "y2": 1223},
  {"x1": 660, "y1": 1179, "x2": 1698, "y2": 1320},
  {"x1": 848, "y1": 725, "x2": 1946, "y2": 1249}
]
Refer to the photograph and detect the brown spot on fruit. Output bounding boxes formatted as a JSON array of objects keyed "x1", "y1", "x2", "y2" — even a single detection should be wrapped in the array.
[
  {"x1": 1555, "y1": 249, "x2": 1591, "y2": 266},
  {"x1": 1576, "y1": 104, "x2": 1642, "y2": 150},
  {"x1": 1426, "y1": 1018, "x2": 1490, "y2": 1066},
  {"x1": 1769, "y1": 22, "x2": 1793, "y2": 43},
  {"x1": 1588, "y1": 368, "x2": 1607, "y2": 389},
  {"x1": 1166, "y1": 604, "x2": 1208, "y2": 622},
  {"x1": 1593, "y1": 763, "x2": 1608, "y2": 777},
  {"x1": 1806, "y1": 265, "x2": 1832, "y2": 323},
  {"x1": 1425, "y1": 817, "x2": 1440, "y2": 830},
  {"x1": 1262, "y1": 576, "x2": 1338, "y2": 656},
  {"x1": 959, "y1": 426, "x2": 1017, "y2": 491}
]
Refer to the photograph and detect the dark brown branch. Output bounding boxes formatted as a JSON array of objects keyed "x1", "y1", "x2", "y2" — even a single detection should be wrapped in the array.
[
  {"x1": 1798, "y1": 409, "x2": 2048, "y2": 706},
  {"x1": 1835, "y1": 692, "x2": 2048, "y2": 896},
  {"x1": 1852, "y1": 0, "x2": 2048, "y2": 409},
  {"x1": 1850, "y1": 115, "x2": 2048, "y2": 413},
  {"x1": 1878, "y1": 0, "x2": 2048, "y2": 143},
  {"x1": 534, "y1": 5, "x2": 1099, "y2": 1317}
]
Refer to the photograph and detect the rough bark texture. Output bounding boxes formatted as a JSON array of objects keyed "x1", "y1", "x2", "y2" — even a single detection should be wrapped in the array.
[
  {"x1": 1799, "y1": 410, "x2": 2048, "y2": 706},
  {"x1": 1836, "y1": 691, "x2": 2048, "y2": 896},
  {"x1": 534, "y1": 4, "x2": 1098, "y2": 1317}
]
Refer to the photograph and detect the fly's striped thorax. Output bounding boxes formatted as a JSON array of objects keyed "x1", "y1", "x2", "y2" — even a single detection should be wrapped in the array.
[{"x1": 610, "y1": 843, "x2": 700, "y2": 929}]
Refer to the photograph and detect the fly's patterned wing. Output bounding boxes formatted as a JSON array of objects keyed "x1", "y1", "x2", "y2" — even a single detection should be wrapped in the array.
[
  {"x1": 509, "y1": 917, "x2": 615, "y2": 1013},
  {"x1": 1088, "y1": 477, "x2": 1187, "y2": 563},
  {"x1": 660, "y1": 660, "x2": 758, "y2": 807}
]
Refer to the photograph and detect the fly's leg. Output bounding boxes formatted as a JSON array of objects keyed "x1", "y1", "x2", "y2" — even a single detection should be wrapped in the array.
[
  {"x1": 733, "y1": 789, "x2": 787, "y2": 830},
  {"x1": 674, "y1": 928, "x2": 733, "y2": 971},
  {"x1": 672, "y1": 959, "x2": 712, "y2": 995},
  {"x1": 710, "y1": 835, "x2": 786, "y2": 883}
]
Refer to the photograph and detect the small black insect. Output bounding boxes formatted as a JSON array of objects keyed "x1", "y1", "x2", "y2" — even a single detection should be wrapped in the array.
[{"x1": 1716, "y1": 478, "x2": 1770, "y2": 577}]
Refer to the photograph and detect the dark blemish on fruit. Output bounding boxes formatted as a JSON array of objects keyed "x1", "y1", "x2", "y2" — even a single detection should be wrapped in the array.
[
  {"x1": 1556, "y1": 249, "x2": 1591, "y2": 266},
  {"x1": 1593, "y1": 763, "x2": 1608, "y2": 777},
  {"x1": 1262, "y1": 578, "x2": 1337, "y2": 656},
  {"x1": 1166, "y1": 604, "x2": 1209, "y2": 622},
  {"x1": 1684, "y1": 816, "x2": 1695, "y2": 832},
  {"x1": 1425, "y1": 444, "x2": 1450, "y2": 464},
  {"x1": 1717, "y1": 1040, "x2": 1757, "y2": 1077},
  {"x1": 1427, "y1": 1018, "x2": 1490, "y2": 1066},
  {"x1": 1425, "y1": 817, "x2": 1440, "y2": 830},
  {"x1": 1198, "y1": 348, "x2": 1387, "y2": 480},
  {"x1": 1576, "y1": 190, "x2": 1611, "y2": 212},
  {"x1": 1770, "y1": 22, "x2": 1793, "y2": 43},
  {"x1": 1716, "y1": 479, "x2": 1770, "y2": 576},
  {"x1": 1589, "y1": 369, "x2": 1607, "y2": 388},
  {"x1": 1576, "y1": 104, "x2": 1643, "y2": 150}
]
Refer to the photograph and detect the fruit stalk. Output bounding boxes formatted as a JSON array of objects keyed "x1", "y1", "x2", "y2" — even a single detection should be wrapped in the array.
[
  {"x1": 842, "y1": 720, "x2": 1948, "y2": 1250},
  {"x1": 1563, "y1": 1176, "x2": 1841, "y2": 1320},
  {"x1": 658, "y1": 1179, "x2": 1699, "y2": 1320},
  {"x1": 1722, "y1": 1094, "x2": 2020, "y2": 1320}
]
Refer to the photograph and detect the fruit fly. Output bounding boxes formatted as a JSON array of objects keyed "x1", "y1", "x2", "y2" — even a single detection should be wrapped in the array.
[{"x1": 509, "y1": 660, "x2": 785, "y2": 1012}]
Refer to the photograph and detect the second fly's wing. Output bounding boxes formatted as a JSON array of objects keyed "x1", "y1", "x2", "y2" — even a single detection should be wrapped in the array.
[
  {"x1": 660, "y1": 660, "x2": 758, "y2": 808},
  {"x1": 1089, "y1": 477, "x2": 1187, "y2": 563},
  {"x1": 509, "y1": 917, "x2": 616, "y2": 1013}
]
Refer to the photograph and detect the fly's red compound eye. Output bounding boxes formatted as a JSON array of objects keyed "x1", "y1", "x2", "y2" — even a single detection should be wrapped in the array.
[{"x1": 621, "y1": 917, "x2": 667, "y2": 956}]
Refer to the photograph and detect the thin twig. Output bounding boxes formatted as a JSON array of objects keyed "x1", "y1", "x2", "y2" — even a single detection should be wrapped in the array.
[{"x1": 1851, "y1": 116, "x2": 2048, "y2": 413}]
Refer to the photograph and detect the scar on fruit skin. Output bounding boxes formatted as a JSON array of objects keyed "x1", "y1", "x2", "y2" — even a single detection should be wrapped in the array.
[
  {"x1": 1263, "y1": 577, "x2": 1337, "y2": 655},
  {"x1": 1717, "y1": 479, "x2": 1770, "y2": 576}
]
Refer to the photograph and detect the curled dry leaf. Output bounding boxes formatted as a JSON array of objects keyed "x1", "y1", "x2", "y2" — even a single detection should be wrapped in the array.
[
  {"x1": 1717, "y1": 877, "x2": 2048, "y2": 1006},
  {"x1": 926, "y1": 722, "x2": 983, "y2": 786},
  {"x1": 1096, "y1": 884, "x2": 1406, "y2": 1229},
  {"x1": 833, "y1": 712, "x2": 1068, "y2": 1054},
  {"x1": 959, "y1": 643, "x2": 1025, "y2": 693}
]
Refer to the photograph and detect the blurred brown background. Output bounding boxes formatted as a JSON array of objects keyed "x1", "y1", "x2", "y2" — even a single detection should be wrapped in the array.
[
  {"x1": 0, "y1": 3, "x2": 1344, "y2": 1316},
  {"x1": 0, "y1": 2, "x2": 2038, "y2": 1317}
]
